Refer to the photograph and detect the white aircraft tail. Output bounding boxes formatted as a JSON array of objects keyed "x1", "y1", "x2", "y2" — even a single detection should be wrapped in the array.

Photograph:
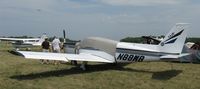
[
  {"x1": 159, "y1": 23, "x2": 190, "y2": 54},
  {"x1": 38, "y1": 34, "x2": 48, "y2": 43}
]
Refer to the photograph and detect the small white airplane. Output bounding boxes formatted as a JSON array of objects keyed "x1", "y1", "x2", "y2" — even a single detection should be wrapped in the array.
[
  {"x1": 0, "y1": 34, "x2": 47, "y2": 48},
  {"x1": 16, "y1": 23, "x2": 191, "y2": 70}
]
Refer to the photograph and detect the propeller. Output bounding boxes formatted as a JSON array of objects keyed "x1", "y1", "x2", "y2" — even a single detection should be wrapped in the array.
[{"x1": 63, "y1": 29, "x2": 66, "y2": 43}]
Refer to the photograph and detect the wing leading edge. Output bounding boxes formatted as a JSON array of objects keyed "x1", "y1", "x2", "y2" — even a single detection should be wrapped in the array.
[{"x1": 17, "y1": 51, "x2": 114, "y2": 63}]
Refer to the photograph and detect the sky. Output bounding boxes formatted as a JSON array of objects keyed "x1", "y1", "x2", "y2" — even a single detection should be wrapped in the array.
[{"x1": 0, "y1": 0, "x2": 200, "y2": 40}]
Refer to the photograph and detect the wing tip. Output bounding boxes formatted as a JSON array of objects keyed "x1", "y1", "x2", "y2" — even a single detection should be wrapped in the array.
[{"x1": 9, "y1": 50, "x2": 25, "y2": 57}]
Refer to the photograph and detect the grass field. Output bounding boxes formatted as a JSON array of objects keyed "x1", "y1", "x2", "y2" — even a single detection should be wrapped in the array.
[{"x1": 0, "y1": 42, "x2": 200, "y2": 89}]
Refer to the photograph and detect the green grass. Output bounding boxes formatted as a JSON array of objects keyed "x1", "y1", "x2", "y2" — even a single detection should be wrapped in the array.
[{"x1": 0, "y1": 42, "x2": 200, "y2": 89}]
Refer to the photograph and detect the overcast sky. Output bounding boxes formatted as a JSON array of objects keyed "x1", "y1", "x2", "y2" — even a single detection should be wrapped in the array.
[{"x1": 0, "y1": 0, "x2": 200, "y2": 40}]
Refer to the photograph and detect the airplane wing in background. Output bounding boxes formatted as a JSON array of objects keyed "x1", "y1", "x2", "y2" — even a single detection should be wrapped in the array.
[
  {"x1": 0, "y1": 38, "x2": 24, "y2": 41},
  {"x1": 0, "y1": 38, "x2": 39, "y2": 41},
  {"x1": 17, "y1": 51, "x2": 115, "y2": 63}
]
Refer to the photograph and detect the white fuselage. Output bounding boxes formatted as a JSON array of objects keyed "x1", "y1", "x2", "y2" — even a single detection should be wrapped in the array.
[
  {"x1": 79, "y1": 37, "x2": 181, "y2": 63},
  {"x1": 115, "y1": 42, "x2": 161, "y2": 63},
  {"x1": 22, "y1": 39, "x2": 40, "y2": 45},
  {"x1": 79, "y1": 42, "x2": 172, "y2": 63},
  {"x1": 11, "y1": 39, "x2": 42, "y2": 48}
]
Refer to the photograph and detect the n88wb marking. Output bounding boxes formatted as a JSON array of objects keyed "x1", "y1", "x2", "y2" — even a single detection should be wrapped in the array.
[{"x1": 116, "y1": 53, "x2": 145, "y2": 62}]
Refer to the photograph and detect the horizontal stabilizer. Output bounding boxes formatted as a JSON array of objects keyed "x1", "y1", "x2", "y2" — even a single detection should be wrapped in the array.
[
  {"x1": 160, "y1": 55, "x2": 179, "y2": 59},
  {"x1": 160, "y1": 53, "x2": 190, "y2": 59}
]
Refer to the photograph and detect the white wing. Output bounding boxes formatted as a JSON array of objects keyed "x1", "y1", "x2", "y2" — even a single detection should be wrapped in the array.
[
  {"x1": 0, "y1": 38, "x2": 40, "y2": 41},
  {"x1": 0, "y1": 38, "x2": 24, "y2": 41},
  {"x1": 17, "y1": 50, "x2": 115, "y2": 63},
  {"x1": 18, "y1": 51, "x2": 69, "y2": 61}
]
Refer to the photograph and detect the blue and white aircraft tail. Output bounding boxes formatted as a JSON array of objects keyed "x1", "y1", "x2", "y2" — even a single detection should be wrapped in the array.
[
  {"x1": 159, "y1": 23, "x2": 189, "y2": 54},
  {"x1": 16, "y1": 23, "x2": 190, "y2": 70}
]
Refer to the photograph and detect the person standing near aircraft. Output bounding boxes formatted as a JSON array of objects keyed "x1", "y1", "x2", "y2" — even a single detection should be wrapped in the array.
[
  {"x1": 71, "y1": 42, "x2": 80, "y2": 65},
  {"x1": 41, "y1": 38, "x2": 50, "y2": 64},
  {"x1": 52, "y1": 36, "x2": 61, "y2": 52},
  {"x1": 52, "y1": 36, "x2": 61, "y2": 64}
]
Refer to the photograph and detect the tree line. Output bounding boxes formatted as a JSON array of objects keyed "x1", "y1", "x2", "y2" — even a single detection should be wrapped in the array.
[{"x1": 120, "y1": 37, "x2": 200, "y2": 43}]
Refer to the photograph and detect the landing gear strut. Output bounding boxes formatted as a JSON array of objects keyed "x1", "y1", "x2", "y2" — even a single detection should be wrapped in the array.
[{"x1": 80, "y1": 61, "x2": 88, "y2": 70}]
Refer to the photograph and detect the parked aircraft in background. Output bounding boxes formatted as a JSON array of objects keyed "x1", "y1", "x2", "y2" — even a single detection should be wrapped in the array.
[
  {"x1": 0, "y1": 34, "x2": 47, "y2": 49},
  {"x1": 16, "y1": 23, "x2": 192, "y2": 70},
  {"x1": 142, "y1": 36, "x2": 163, "y2": 44}
]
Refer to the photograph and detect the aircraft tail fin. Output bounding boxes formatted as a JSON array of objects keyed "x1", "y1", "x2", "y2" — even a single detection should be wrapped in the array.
[
  {"x1": 38, "y1": 33, "x2": 48, "y2": 43},
  {"x1": 159, "y1": 23, "x2": 190, "y2": 54}
]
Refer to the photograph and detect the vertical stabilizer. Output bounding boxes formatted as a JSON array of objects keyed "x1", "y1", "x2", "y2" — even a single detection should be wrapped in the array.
[
  {"x1": 38, "y1": 34, "x2": 47, "y2": 43},
  {"x1": 159, "y1": 23, "x2": 190, "y2": 54}
]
